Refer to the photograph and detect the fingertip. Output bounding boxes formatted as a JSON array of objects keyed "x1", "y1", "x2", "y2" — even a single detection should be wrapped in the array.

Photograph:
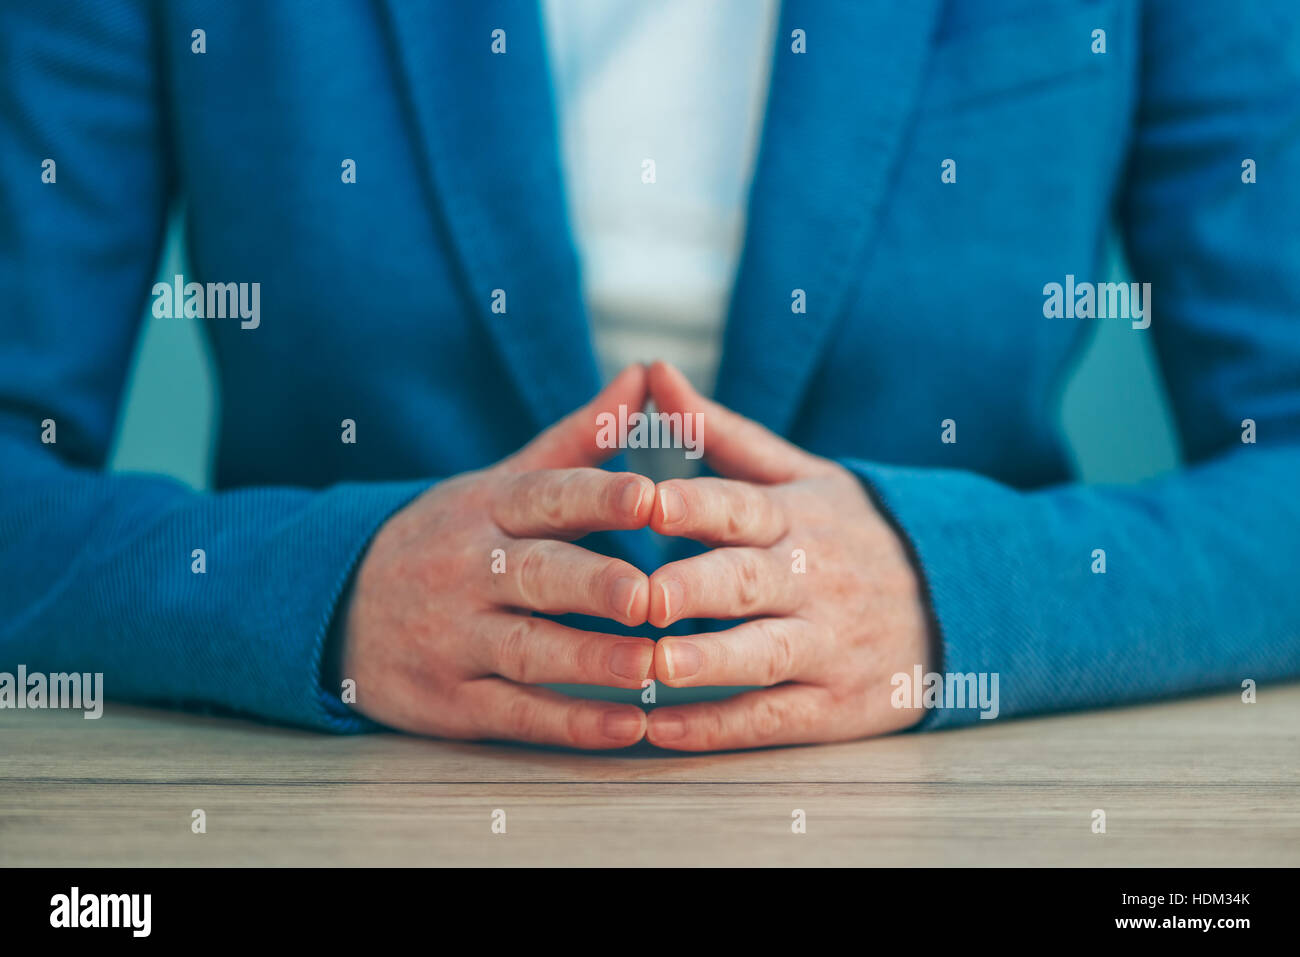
[
  {"x1": 652, "y1": 640, "x2": 682, "y2": 685},
  {"x1": 646, "y1": 709, "x2": 687, "y2": 747},
  {"x1": 614, "y1": 362, "x2": 650, "y2": 401},
  {"x1": 617, "y1": 473, "x2": 656, "y2": 525},
  {"x1": 585, "y1": 366, "x2": 648, "y2": 431},
  {"x1": 611, "y1": 574, "x2": 650, "y2": 626},
  {"x1": 646, "y1": 360, "x2": 674, "y2": 402},
  {"x1": 657, "y1": 639, "x2": 702, "y2": 685},
  {"x1": 648, "y1": 360, "x2": 695, "y2": 399},
  {"x1": 651, "y1": 480, "x2": 686, "y2": 533},
  {"x1": 647, "y1": 573, "x2": 683, "y2": 628},
  {"x1": 608, "y1": 362, "x2": 645, "y2": 389},
  {"x1": 607, "y1": 639, "x2": 655, "y2": 682},
  {"x1": 600, "y1": 706, "x2": 647, "y2": 746}
]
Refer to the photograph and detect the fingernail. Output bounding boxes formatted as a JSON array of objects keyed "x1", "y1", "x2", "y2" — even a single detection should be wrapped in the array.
[
  {"x1": 662, "y1": 640, "x2": 701, "y2": 680},
  {"x1": 620, "y1": 479, "x2": 648, "y2": 518},
  {"x1": 649, "y1": 712, "x2": 685, "y2": 743},
  {"x1": 658, "y1": 486, "x2": 684, "y2": 525},
  {"x1": 602, "y1": 709, "x2": 645, "y2": 741},
  {"x1": 613, "y1": 577, "x2": 644, "y2": 620},
  {"x1": 659, "y1": 580, "x2": 684, "y2": 622},
  {"x1": 609, "y1": 642, "x2": 651, "y2": 680}
]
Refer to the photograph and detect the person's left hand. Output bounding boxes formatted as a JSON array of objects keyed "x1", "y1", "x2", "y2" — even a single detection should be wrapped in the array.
[{"x1": 641, "y1": 362, "x2": 935, "y2": 750}]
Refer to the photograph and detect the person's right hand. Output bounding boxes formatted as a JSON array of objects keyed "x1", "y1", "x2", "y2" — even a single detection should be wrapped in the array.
[{"x1": 337, "y1": 365, "x2": 657, "y2": 749}]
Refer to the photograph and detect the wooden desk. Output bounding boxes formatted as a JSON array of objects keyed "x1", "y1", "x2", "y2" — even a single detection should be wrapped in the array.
[{"x1": 2, "y1": 686, "x2": 1297, "y2": 866}]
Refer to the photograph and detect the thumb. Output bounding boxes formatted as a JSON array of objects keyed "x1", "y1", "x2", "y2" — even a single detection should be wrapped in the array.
[
  {"x1": 501, "y1": 363, "x2": 649, "y2": 473},
  {"x1": 647, "y1": 360, "x2": 825, "y2": 484}
]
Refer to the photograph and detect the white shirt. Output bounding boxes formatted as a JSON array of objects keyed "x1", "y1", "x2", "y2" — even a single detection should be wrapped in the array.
[{"x1": 542, "y1": 0, "x2": 780, "y2": 407}]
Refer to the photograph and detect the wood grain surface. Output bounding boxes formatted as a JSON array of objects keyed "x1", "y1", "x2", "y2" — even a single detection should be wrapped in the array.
[{"x1": 2, "y1": 684, "x2": 1296, "y2": 866}]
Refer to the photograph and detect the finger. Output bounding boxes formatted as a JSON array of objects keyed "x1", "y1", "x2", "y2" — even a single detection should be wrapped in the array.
[
  {"x1": 647, "y1": 360, "x2": 827, "y2": 483},
  {"x1": 502, "y1": 363, "x2": 648, "y2": 473},
  {"x1": 488, "y1": 539, "x2": 649, "y2": 625},
  {"x1": 648, "y1": 547, "x2": 802, "y2": 628},
  {"x1": 651, "y1": 476, "x2": 787, "y2": 546},
  {"x1": 460, "y1": 678, "x2": 647, "y2": 749},
  {"x1": 646, "y1": 684, "x2": 833, "y2": 751},
  {"x1": 493, "y1": 468, "x2": 654, "y2": 539},
  {"x1": 478, "y1": 614, "x2": 655, "y2": 687},
  {"x1": 654, "y1": 617, "x2": 815, "y2": 688}
]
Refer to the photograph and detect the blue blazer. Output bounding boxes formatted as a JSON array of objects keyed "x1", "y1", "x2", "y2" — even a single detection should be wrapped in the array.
[{"x1": 2, "y1": 0, "x2": 1298, "y2": 732}]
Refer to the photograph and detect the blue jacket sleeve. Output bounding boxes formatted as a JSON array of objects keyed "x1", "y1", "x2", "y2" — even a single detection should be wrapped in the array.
[
  {"x1": 845, "y1": 0, "x2": 1300, "y2": 729},
  {"x1": 0, "y1": 0, "x2": 428, "y2": 731}
]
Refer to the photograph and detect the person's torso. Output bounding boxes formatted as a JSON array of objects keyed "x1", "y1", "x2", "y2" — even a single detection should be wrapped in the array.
[{"x1": 159, "y1": 0, "x2": 1134, "y2": 524}]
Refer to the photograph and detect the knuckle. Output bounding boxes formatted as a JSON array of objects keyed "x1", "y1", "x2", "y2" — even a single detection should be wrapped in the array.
[
  {"x1": 538, "y1": 480, "x2": 568, "y2": 530},
  {"x1": 724, "y1": 490, "x2": 751, "y2": 538},
  {"x1": 519, "y1": 472, "x2": 566, "y2": 531},
  {"x1": 749, "y1": 696, "x2": 784, "y2": 741},
  {"x1": 733, "y1": 553, "x2": 763, "y2": 612},
  {"x1": 515, "y1": 542, "x2": 550, "y2": 609},
  {"x1": 700, "y1": 704, "x2": 728, "y2": 750},
  {"x1": 760, "y1": 620, "x2": 796, "y2": 686},
  {"x1": 505, "y1": 693, "x2": 542, "y2": 739},
  {"x1": 498, "y1": 617, "x2": 536, "y2": 682}
]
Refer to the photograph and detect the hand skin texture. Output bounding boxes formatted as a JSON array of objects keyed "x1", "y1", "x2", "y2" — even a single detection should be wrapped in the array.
[
  {"x1": 337, "y1": 364, "x2": 658, "y2": 749},
  {"x1": 338, "y1": 362, "x2": 934, "y2": 751},
  {"x1": 641, "y1": 361, "x2": 934, "y2": 750}
]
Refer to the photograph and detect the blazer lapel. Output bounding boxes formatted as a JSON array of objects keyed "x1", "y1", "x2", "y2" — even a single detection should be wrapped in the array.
[
  {"x1": 715, "y1": 0, "x2": 942, "y2": 435},
  {"x1": 376, "y1": 0, "x2": 601, "y2": 433}
]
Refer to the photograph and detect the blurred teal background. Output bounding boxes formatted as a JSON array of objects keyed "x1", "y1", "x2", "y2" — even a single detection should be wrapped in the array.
[{"x1": 110, "y1": 224, "x2": 1182, "y2": 484}]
